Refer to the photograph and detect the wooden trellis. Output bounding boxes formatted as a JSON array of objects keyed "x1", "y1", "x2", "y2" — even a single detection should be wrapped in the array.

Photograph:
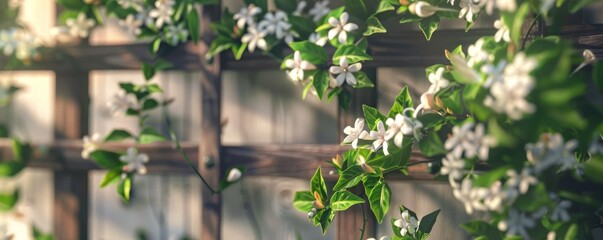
[{"x1": 0, "y1": 2, "x2": 602, "y2": 240}]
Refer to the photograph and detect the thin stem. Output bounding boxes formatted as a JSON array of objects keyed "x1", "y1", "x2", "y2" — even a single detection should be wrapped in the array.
[
  {"x1": 162, "y1": 106, "x2": 219, "y2": 194},
  {"x1": 521, "y1": 14, "x2": 542, "y2": 50},
  {"x1": 407, "y1": 159, "x2": 436, "y2": 167},
  {"x1": 359, "y1": 205, "x2": 367, "y2": 240}
]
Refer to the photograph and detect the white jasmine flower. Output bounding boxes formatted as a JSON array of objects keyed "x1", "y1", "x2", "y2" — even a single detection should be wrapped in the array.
[
  {"x1": 121, "y1": 147, "x2": 149, "y2": 175},
  {"x1": 367, "y1": 237, "x2": 390, "y2": 240},
  {"x1": 440, "y1": 154, "x2": 465, "y2": 187},
  {"x1": 149, "y1": 2, "x2": 174, "y2": 28},
  {"x1": 427, "y1": 67, "x2": 450, "y2": 94},
  {"x1": 241, "y1": 27, "x2": 268, "y2": 53},
  {"x1": 384, "y1": 110, "x2": 423, "y2": 147},
  {"x1": 226, "y1": 168, "x2": 242, "y2": 182},
  {"x1": 481, "y1": 60, "x2": 507, "y2": 88},
  {"x1": 258, "y1": 10, "x2": 290, "y2": 39},
  {"x1": 394, "y1": 210, "x2": 420, "y2": 236},
  {"x1": 467, "y1": 39, "x2": 490, "y2": 67},
  {"x1": 163, "y1": 23, "x2": 188, "y2": 45},
  {"x1": 409, "y1": 1, "x2": 436, "y2": 18},
  {"x1": 283, "y1": 29, "x2": 299, "y2": 44},
  {"x1": 308, "y1": 0, "x2": 330, "y2": 22},
  {"x1": 107, "y1": 90, "x2": 136, "y2": 116},
  {"x1": 494, "y1": 20, "x2": 510, "y2": 42},
  {"x1": 357, "y1": 155, "x2": 376, "y2": 173},
  {"x1": 447, "y1": 0, "x2": 455, "y2": 5},
  {"x1": 496, "y1": 0, "x2": 517, "y2": 12},
  {"x1": 66, "y1": 13, "x2": 96, "y2": 38},
  {"x1": 498, "y1": 209, "x2": 535, "y2": 239},
  {"x1": 415, "y1": 93, "x2": 444, "y2": 114},
  {"x1": 116, "y1": 0, "x2": 143, "y2": 11},
  {"x1": 82, "y1": 133, "x2": 102, "y2": 159},
  {"x1": 119, "y1": 14, "x2": 143, "y2": 36},
  {"x1": 459, "y1": 0, "x2": 480, "y2": 23},
  {"x1": 484, "y1": 53, "x2": 536, "y2": 120},
  {"x1": 549, "y1": 194, "x2": 571, "y2": 222},
  {"x1": 309, "y1": 33, "x2": 328, "y2": 47},
  {"x1": 453, "y1": 178, "x2": 489, "y2": 214},
  {"x1": 369, "y1": 121, "x2": 389, "y2": 155},
  {"x1": 233, "y1": 4, "x2": 262, "y2": 29},
  {"x1": 506, "y1": 168, "x2": 537, "y2": 194},
  {"x1": 483, "y1": 181, "x2": 506, "y2": 211},
  {"x1": 445, "y1": 123, "x2": 493, "y2": 160},
  {"x1": 526, "y1": 133, "x2": 578, "y2": 174},
  {"x1": 449, "y1": 54, "x2": 480, "y2": 83},
  {"x1": 285, "y1": 51, "x2": 316, "y2": 82},
  {"x1": 330, "y1": 56, "x2": 362, "y2": 86},
  {"x1": 293, "y1": 1, "x2": 307, "y2": 16},
  {"x1": 327, "y1": 12, "x2": 358, "y2": 44},
  {"x1": 342, "y1": 118, "x2": 369, "y2": 149}
]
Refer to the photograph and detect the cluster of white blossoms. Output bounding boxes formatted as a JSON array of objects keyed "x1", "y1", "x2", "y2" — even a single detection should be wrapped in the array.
[
  {"x1": 0, "y1": 27, "x2": 41, "y2": 61},
  {"x1": 82, "y1": 133, "x2": 102, "y2": 159},
  {"x1": 81, "y1": 137, "x2": 149, "y2": 175},
  {"x1": 394, "y1": 210, "x2": 420, "y2": 237},
  {"x1": 526, "y1": 133, "x2": 578, "y2": 174},
  {"x1": 497, "y1": 208, "x2": 545, "y2": 239},
  {"x1": 342, "y1": 109, "x2": 423, "y2": 156},
  {"x1": 444, "y1": 122, "x2": 494, "y2": 161}
]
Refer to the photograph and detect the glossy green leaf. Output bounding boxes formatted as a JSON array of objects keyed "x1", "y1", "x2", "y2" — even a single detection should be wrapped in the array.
[
  {"x1": 388, "y1": 86, "x2": 413, "y2": 117},
  {"x1": 90, "y1": 150, "x2": 123, "y2": 169},
  {"x1": 367, "y1": 180, "x2": 390, "y2": 223},
  {"x1": 313, "y1": 70, "x2": 330, "y2": 99},
  {"x1": 275, "y1": 0, "x2": 297, "y2": 12},
  {"x1": 418, "y1": 130, "x2": 447, "y2": 157},
  {"x1": 364, "y1": 17, "x2": 387, "y2": 36},
  {"x1": 368, "y1": 138, "x2": 412, "y2": 171},
  {"x1": 289, "y1": 41, "x2": 328, "y2": 64},
  {"x1": 362, "y1": 105, "x2": 387, "y2": 130},
  {"x1": 142, "y1": 98, "x2": 159, "y2": 111},
  {"x1": 319, "y1": 208, "x2": 335, "y2": 235},
  {"x1": 140, "y1": 127, "x2": 166, "y2": 144},
  {"x1": 334, "y1": 165, "x2": 364, "y2": 191},
  {"x1": 353, "y1": 72, "x2": 375, "y2": 88},
  {"x1": 419, "y1": 15, "x2": 439, "y2": 41},
  {"x1": 104, "y1": 129, "x2": 134, "y2": 142},
  {"x1": 344, "y1": 0, "x2": 369, "y2": 20},
  {"x1": 293, "y1": 191, "x2": 315, "y2": 212},
  {"x1": 187, "y1": 5, "x2": 200, "y2": 44},
  {"x1": 332, "y1": 44, "x2": 373, "y2": 63},
  {"x1": 473, "y1": 167, "x2": 510, "y2": 188},
  {"x1": 100, "y1": 169, "x2": 122, "y2": 187},
  {"x1": 142, "y1": 63, "x2": 156, "y2": 80},
  {"x1": 330, "y1": 190, "x2": 365, "y2": 211},
  {"x1": 584, "y1": 155, "x2": 603, "y2": 184},
  {"x1": 310, "y1": 167, "x2": 328, "y2": 203},
  {"x1": 419, "y1": 209, "x2": 440, "y2": 233},
  {"x1": 118, "y1": 176, "x2": 132, "y2": 201}
]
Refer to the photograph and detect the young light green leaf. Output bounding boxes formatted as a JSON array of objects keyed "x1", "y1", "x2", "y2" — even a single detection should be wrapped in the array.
[
  {"x1": 330, "y1": 191, "x2": 365, "y2": 211},
  {"x1": 293, "y1": 191, "x2": 315, "y2": 212},
  {"x1": 140, "y1": 127, "x2": 166, "y2": 144},
  {"x1": 100, "y1": 169, "x2": 122, "y2": 187},
  {"x1": 89, "y1": 150, "x2": 123, "y2": 169},
  {"x1": 118, "y1": 176, "x2": 132, "y2": 201},
  {"x1": 419, "y1": 15, "x2": 440, "y2": 41},
  {"x1": 104, "y1": 129, "x2": 134, "y2": 142},
  {"x1": 0, "y1": 189, "x2": 19, "y2": 212},
  {"x1": 333, "y1": 45, "x2": 373, "y2": 63}
]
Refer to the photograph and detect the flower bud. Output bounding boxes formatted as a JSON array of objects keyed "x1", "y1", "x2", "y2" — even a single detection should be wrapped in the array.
[
  {"x1": 308, "y1": 211, "x2": 315, "y2": 219},
  {"x1": 409, "y1": 1, "x2": 436, "y2": 18},
  {"x1": 313, "y1": 200, "x2": 325, "y2": 209},
  {"x1": 583, "y1": 49, "x2": 596, "y2": 64},
  {"x1": 226, "y1": 168, "x2": 242, "y2": 182}
]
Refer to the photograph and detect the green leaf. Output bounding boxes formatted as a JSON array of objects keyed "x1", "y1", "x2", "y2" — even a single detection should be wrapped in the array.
[
  {"x1": 332, "y1": 45, "x2": 373, "y2": 63},
  {"x1": 0, "y1": 189, "x2": 19, "y2": 212},
  {"x1": 367, "y1": 181, "x2": 390, "y2": 223},
  {"x1": 319, "y1": 208, "x2": 335, "y2": 235},
  {"x1": 310, "y1": 167, "x2": 328, "y2": 203},
  {"x1": 12, "y1": 138, "x2": 31, "y2": 162},
  {"x1": 100, "y1": 169, "x2": 122, "y2": 188},
  {"x1": 364, "y1": 17, "x2": 387, "y2": 36},
  {"x1": 388, "y1": 86, "x2": 413, "y2": 117},
  {"x1": 419, "y1": 209, "x2": 440, "y2": 233},
  {"x1": 142, "y1": 63, "x2": 156, "y2": 80},
  {"x1": 473, "y1": 167, "x2": 510, "y2": 188},
  {"x1": 104, "y1": 129, "x2": 134, "y2": 142},
  {"x1": 119, "y1": 82, "x2": 136, "y2": 93},
  {"x1": 152, "y1": 38, "x2": 162, "y2": 54},
  {"x1": 338, "y1": 88, "x2": 352, "y2": 111},
  {"x1": 154, "y1": 59, "x2": 173, "y2": 71},
  {"x1": 333, "y1": 165, "x2": 364, "y2": 191},
  {"x1": 418, "y1": 130, "x2": 447, "y2": 157},
  {"x1": 32, "y1": 226, "x2": 56, "y2": 240},
  {"x1": 289, "y1": 15, "x2": 316, "y2": 37},
  {"x1": 362, "y1": 105, "x2": 387, "y2": 130},
  {"x1": 419, "y1": 15, "x2": 440, "y2": 41},
  {"x1": 0, "y1": 162, "x2": 26, "y2": 177},
  {"x1": 368, "y1": 139, "x2": 412, "y2": 171},
  {"x1": 353, "y1": 72, "x2": 375, "y2": 88},
  {"x1": 313, "y1": 70, "x2": 330, "y2": 99},
  {"x1": 461, "y1": 220, "x2": 503, "y2": 239},
  {"x1": 89, "y1": 150, "x2": 123, "y2": 169},
  {"x1": 187, "y1": 5, "x2": 200, "y2": 44},
  {"x1": 56, "y1": 0, "x2": 84, "y2": 9},
  {"x1": 293, "y1": 191, "x2": 315, "y2": 212},
  {"x1": 140, "y1": 127, "x2": 166, "y2": 144},
  {"x1": 146, "y1": 84, "x2": 163, "y2": 93},
  {"x1": 142, "y1": 98, "x2": 159, "y2": 111},
  {"x1": 373, "y1": 0, "x2": 396, "y2": 15},
  {"x1": 584, "y1": 155, "x2": 603, "y2": 184},
  {"x1": 275, "y1": 0, "x2": 297, "y2": 12},
  {"x1": 234, "y1": 42, "x2": 248, "y2": 60},
  {"x1": 330, "y1": 191, "x2": 365, "y2": 211},
  {"x1": 564, "y1": 223, "x2": 578, "y2": 240},
  {"x1": 593, "y1": 62, "x2": 603, "y2": 94},
  {"x1": 91, "y1": 6, "x2": 103, "y2": 24},
  {"x1": 289, "y1": 41, "x2": 328, "y2": 64},
  {"x1": 118, "y1": 176, "x2": 132, "y2": 201},
  {"x1": 344, "y1": 0, "x2": 369, "y2": 20},
  {"x1": 510, "y1": 3, "x2": 531, "y2": 46},
  {"x1": 207, "y1": 37, "x2": 233, "y2": 59}
]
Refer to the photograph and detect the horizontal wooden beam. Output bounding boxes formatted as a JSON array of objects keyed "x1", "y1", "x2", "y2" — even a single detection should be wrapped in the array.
[
  {"x1": 3, "y1": 25, "x2": 601, "y2": 72},
  {"x1": 0, "y1": 140, "x2": 436, "y2": 179}
]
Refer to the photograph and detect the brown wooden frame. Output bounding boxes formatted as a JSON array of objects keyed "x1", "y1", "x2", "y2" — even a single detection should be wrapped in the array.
[{"x1": 0, "y1": 3, "x2": 602, "y2": 239}]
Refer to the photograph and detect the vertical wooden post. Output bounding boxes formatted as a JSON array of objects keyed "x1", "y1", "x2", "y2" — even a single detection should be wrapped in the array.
[
  {"x1": 52, "y1": 68, "x2": 90, "y2": 240},
  {"x1": 337, "y1": 69, "x2": 378, "y2": 239},
  {"x1": 198, "y1": 4, "x2": 222, "y2": 240}
]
